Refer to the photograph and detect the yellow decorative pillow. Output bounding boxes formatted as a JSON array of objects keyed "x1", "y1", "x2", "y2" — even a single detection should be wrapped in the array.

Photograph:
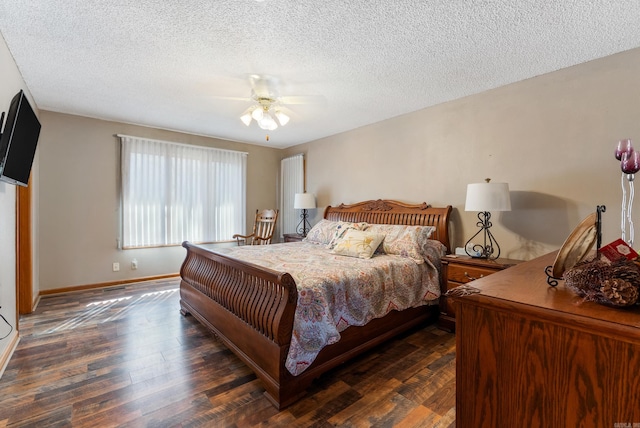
[{"x1": 330, "y1": 229, "x2": 384, "y2": 259}]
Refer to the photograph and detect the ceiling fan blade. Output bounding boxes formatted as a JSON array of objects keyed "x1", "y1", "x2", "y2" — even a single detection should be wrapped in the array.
[
  {"x1": 249, "y1": 74, "x2": 280, "y2": 98},
  {"x1": 272, "y1": 105, "x2": 295, "y2": 115},
  {"x1": 279, "y1": 94, "x2": 327, "y2": 106},
  {"x1": 208, "y1": 95, "x2": 252, "y2": 102}
]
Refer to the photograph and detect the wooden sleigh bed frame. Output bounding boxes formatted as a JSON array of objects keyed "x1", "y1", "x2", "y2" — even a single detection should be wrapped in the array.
[{"x1": 179, "y1": 199, "x2": 452, "y2": 409}]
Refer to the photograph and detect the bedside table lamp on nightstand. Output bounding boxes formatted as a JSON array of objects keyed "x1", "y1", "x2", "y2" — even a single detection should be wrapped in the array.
[
  {"x1": 464, "y1": 178, "x2": 511, "y2": 259},
  {"x1": 294, "y1": 193, "x2": 315, "y2": 237}
]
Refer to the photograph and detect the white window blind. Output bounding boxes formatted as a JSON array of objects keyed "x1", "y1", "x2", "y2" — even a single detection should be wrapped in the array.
[
  {"x1": 280, "y1": 154, "x2": 304, "y2": 235},
  {"x1": 119, "y1": 135, "x2": 246, "y2": 248}
]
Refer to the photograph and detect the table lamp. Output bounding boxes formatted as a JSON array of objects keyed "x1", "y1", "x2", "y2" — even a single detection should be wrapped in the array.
[
  {"x1": 464, "y1": 179, "x2": 511, "y2": 259},
  {"x1": 294, "y1": 193, "x2": 316, "y2": 237}
]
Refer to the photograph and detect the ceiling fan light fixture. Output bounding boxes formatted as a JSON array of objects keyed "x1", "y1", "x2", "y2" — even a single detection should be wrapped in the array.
[
  {"x1": 240, "y1": 92, "x2": 291, "y2": 131},
  {"x1": 240, "y1": 108, "x2": 253, "y2": 126},
  {"x1": 251, "y1": 106, "x2": 264, "y2": 121},
  {"x1": 258, "y1": 112, "x2": 278, "y2": 130},
  {"x1": 275, "y1": 109, "x2": 290, "y2": 126}
]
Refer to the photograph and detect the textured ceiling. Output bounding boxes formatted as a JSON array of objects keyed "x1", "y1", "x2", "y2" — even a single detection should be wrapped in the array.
[{"x1": 2, "y1": 1, "x2": 640, "y2": 148}]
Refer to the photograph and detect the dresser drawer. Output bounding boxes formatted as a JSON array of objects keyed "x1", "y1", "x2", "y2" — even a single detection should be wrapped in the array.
[{"x1": 446, "y1": 264, "x2": 498, "y2": 284}]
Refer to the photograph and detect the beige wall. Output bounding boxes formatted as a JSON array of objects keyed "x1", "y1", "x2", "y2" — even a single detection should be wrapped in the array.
[
  {"x1": 36, "y1": 113, "x2": 281, "y2": 290},
  {"x1": 284, "y1": 48, "x2": 640, "y2": 261}
]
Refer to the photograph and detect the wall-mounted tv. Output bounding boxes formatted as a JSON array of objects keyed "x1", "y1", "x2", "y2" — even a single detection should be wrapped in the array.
[{"x1": 0, "y1": 90, "x2": 41, "y2": 187}]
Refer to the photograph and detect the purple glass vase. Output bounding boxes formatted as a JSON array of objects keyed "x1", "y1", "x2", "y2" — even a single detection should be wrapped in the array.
[
  {"x1": 621, "y1": 150, "x2": 640, "y2": 175},
  {"x1": 616, "y1": 139, "x2": 634, "y2": 161}
]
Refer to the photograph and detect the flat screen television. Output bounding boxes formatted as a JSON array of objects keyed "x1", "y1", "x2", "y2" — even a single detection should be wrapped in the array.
[{"x1": 0, "y1": 90, "x2": 41, "y2": 187}]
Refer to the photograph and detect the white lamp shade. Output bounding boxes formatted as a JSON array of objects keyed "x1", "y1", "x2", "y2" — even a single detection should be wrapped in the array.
[
  {"x1": 258, "y1": 112, "x2": 277, "y2": 130},
  {"x1": 240, "y1": 109, "x2": 253, "y2": 126},
  {"x1": 294, "y1": 193, "x2": 316, "y2": 209},
  {"x1": 465, "y1": 182, "x2": 511, "y2": 212},
  {"x1": 251, "y1": 107, "x2": 264, "y2": 121},
  {"x1": 275, "y1": 110, "x2": 290, "y2": 126}
]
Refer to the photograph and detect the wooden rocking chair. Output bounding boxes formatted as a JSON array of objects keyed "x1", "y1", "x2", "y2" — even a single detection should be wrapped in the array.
[{"x1": 233, "y1": 209, "x2": 279, "y2": 245}]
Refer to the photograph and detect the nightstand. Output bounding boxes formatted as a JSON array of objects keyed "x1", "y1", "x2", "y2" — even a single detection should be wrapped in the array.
[
  {"x1": 283, "y1": 233, "x2": 305, "y2": 243},
  {"x1": 438, "y1": 255, "x2": 522, "y2": 332}
]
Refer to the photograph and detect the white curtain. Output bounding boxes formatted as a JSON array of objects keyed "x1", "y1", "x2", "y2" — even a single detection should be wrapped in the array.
[
  {"x1": 120, "y1": 135, "x2": 246, "y2": 248},
  {"x1": 280, "y1": 154, "x2": 304, "y2": 236}
]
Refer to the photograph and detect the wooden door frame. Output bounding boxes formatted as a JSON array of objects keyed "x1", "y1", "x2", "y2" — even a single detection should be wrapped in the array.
[{"x1": 16, "y1": 181, "x2": 33, "y2": 315}]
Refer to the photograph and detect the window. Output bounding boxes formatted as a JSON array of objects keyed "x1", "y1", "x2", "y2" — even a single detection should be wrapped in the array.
[
  {"x1": 280, "y1": 154, "x2": 304, "y2": 235},
  {"x1": 119, "y1": 135, "x2": 246, "y2": 248}
]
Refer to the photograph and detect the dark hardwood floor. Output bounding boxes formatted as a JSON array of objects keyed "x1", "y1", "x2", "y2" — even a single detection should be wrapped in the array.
[{"x1": 0, "y1": 278, "x2": 456, "y2": 427}]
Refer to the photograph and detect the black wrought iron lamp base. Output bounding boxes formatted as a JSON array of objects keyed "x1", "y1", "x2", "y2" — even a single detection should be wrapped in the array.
[
  {"x1": 296, "y1": 209, "x2": 312, "y2": 237},
  {"x1": 465, "y1": 211, "x2": 501, "y2": 260}
]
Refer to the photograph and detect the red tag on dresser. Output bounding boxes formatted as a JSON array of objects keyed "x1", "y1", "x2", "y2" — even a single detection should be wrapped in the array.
[{"x1": 598, "y1": 238, "x2": 639, "y2": 261}]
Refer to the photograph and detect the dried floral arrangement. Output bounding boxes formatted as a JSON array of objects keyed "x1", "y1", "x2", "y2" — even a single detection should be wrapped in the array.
[{"x1": 564, "y1": 257, "x2": 640, "y2": 307}]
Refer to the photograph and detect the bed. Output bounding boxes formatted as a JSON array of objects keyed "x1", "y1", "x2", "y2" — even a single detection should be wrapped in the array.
[{"x1": 179, "y1": 199, "x2": 452, "y2": 409}]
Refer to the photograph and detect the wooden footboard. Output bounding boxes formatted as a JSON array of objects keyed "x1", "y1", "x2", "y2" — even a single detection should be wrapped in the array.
[{"x1": 179, "y1": 242, "x2": 299, "y2": 407}]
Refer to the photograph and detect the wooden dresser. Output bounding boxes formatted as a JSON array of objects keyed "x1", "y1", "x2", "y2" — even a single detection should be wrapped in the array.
[
  {"x1": 454, "y1": 251, "x2": 640, "y2": 427},
  {"x1": 439, "y1": 255, "x2": 521, "y2": 331}
]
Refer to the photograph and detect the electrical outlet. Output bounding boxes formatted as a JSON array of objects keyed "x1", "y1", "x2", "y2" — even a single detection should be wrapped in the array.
[
  {"x1": 112, "y1": 262, "x2": 120, "y2": 272},
  {"x1": 131, "y1": 259, "x2": 138, "y2": 270}
]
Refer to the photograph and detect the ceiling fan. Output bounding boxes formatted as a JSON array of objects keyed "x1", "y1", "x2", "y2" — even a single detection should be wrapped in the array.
[{"x1": 214, "y1": 74, "x2": 323, "y2": 131}]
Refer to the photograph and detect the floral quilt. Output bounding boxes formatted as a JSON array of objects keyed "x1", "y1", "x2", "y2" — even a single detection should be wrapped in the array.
[{"x1": 217, "y1": 240, "x2": 446, "y2": 375}]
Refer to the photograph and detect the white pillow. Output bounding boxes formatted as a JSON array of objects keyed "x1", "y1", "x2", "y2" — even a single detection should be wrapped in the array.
[
  {"x1": 330, "y1": 229, "x2": 384, "y2": 259},
  {"x1": 304, "y1": 219, "x2": 340, "y2": 245},
  {"x1": 366, "y1": 224, "x2": 436, "y2": 263}
]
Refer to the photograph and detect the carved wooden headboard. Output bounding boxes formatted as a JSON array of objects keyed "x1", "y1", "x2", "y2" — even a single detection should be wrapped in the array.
[{"x1": 323, "y1": 199, "x2": 452, "y2": 253}]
